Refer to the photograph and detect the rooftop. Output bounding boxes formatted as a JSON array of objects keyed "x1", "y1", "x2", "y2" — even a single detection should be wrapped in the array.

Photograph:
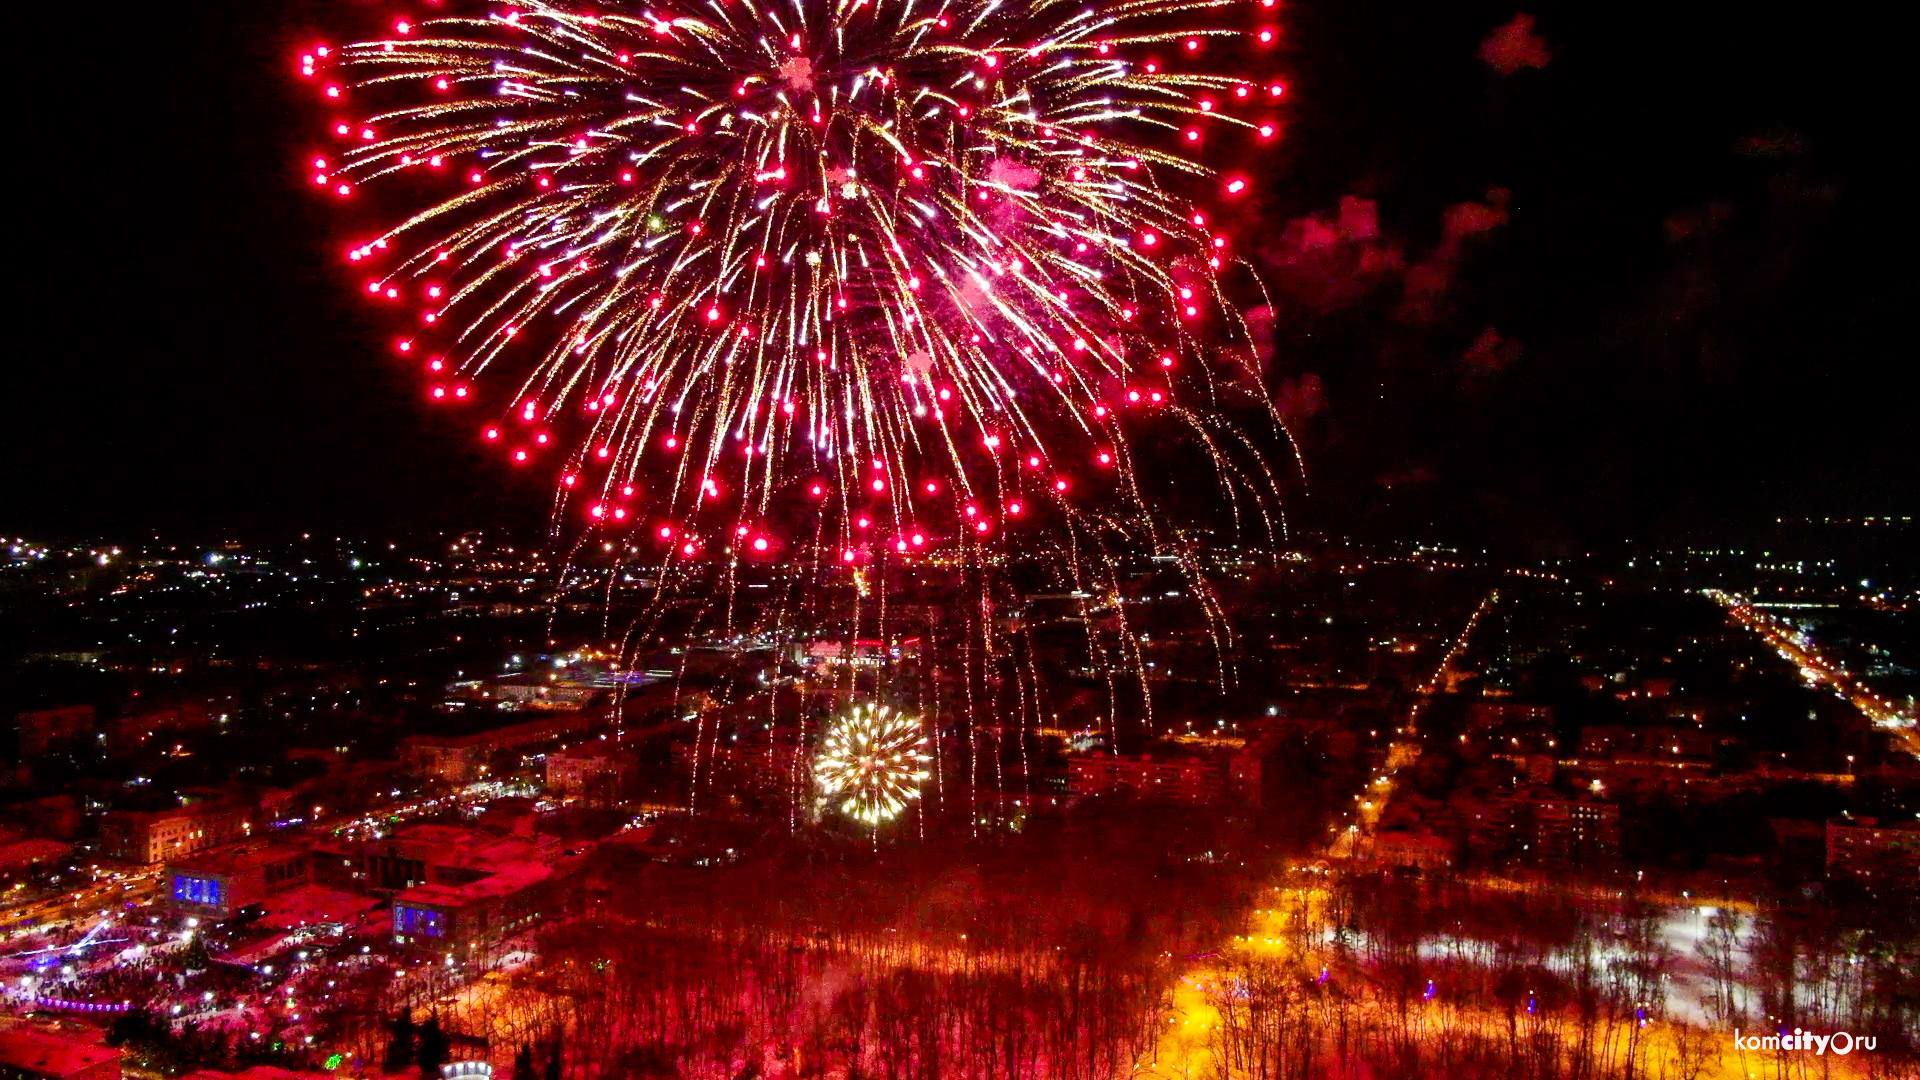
[
  {"x1": 401, "y1": 710, "x2": 598, "y2": 749},
  {"x1": 166, "y1": 841, "x2": 305, "y2": 877},
  {"x1": 258, "y1": 885, "x2": 381, "y2": 931},
  {"x1": 395, "y1": 860, "x2": 553, "y2": 908},
  {"x1": 315, "y1": 823, "x2": 558, "y2": 873}
]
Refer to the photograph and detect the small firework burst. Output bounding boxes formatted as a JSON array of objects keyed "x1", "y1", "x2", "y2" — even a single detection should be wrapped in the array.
[{"x1": 814, "y1": 703, "x2": 931, "y2": 826}]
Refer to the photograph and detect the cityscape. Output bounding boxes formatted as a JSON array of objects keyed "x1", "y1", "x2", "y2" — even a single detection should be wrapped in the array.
[
  {"x1": 2, "y1": 521, "x2": 1912, "y2": 1078},
  {"x1": 6, "y1": 1, "x2": 1915, "y2": 1079}
]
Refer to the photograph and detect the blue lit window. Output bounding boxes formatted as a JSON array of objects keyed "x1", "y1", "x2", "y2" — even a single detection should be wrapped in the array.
[
  {"x1": 395, "y1": 904, "x2": 446, "y2": 938},
  {"x1": 172, "y1": 875, "x2": 222, "y2": 907}
]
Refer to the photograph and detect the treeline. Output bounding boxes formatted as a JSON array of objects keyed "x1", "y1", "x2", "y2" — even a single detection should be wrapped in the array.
[
  {"x1": 345, "y1": 814, "x2": 1265, "y2": 1078},
  {"x1": 1186, "y1": 868, "x2": 1917, "y2": 1079}
]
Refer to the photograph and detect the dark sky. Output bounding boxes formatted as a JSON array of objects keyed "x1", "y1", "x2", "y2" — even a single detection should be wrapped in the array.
[{"x1": 8, "y1": 0, "x2": 1913, "y2": 551}]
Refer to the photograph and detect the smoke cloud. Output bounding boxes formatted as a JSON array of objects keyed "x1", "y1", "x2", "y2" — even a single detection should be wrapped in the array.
[
  {"x1": 1261, "y1": 196, "x2": 1406, "y2": 309},
  {"x1": 1275, "y1": 372, "x2": 1325, "y2": 425},
  {"x1": 1397, "y1": 188, "x2": 1510, "y2": 323},
  {"x1": 1462, "y1": 327, "x2": 1522, "y2": 374},
  {"x1": 1480, "y1": 14, "x2": 1551, "y2": 75}
]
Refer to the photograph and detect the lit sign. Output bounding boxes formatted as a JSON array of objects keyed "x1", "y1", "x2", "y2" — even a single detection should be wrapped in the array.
[
  {"x1": 395, "y1": 904, "x2": 446, "y2": 938},
  {"x1": 172, "y1": 875, "x2": 222, "y2": 907}
]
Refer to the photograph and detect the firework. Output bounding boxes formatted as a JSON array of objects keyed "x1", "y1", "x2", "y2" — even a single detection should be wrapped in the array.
[
  {"x1": 814, "y1": 703, "x2": 931, "y2": 826},
  {"x1": 299, "y1": 0, "x2": 1290, "y2": 560}
]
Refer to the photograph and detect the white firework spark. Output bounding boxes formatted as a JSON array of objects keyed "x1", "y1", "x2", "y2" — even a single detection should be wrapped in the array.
[{"x1": 814, "y1": 703, "x2": 931, "y2": 826}]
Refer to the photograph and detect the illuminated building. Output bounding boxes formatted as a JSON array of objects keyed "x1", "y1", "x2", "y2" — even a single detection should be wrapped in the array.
[
  {"x1": 392, "y1": 862, "x2": 561, "y2": 961},
  {"x1": 1068, "y1": 750, "x2": 1230, "y2": 805},
  {"x1": 1370, "y1": 830, "x2": 1457, "y2": 870},
  {"x1": 1522, "y1": 794, "x2": 1621, "y2": 867},
  {"x1": 98, "y1": 796, "x2": 255, "y2": 865},
  {"x1": 544, "y1": 749, "x2": 636, "y2": 800},
  {"x1": 164, "y1": 843, "x2": 310, "y2": 921},
  {"x1": 313, "y1": 823, "x2": 561, "y2": 895},
  {"x1": 1825, "y1": 816, "x2": 1920, "y2": 879},
  {"x1": 399, "y1": 711, "x2": 602, "y2": 783},
  {"x1": 791, "y1": 637, "x2": 923, "y2": 670}
]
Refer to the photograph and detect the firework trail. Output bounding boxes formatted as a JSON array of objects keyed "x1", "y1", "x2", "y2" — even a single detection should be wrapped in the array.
[
  {"x1": 814, "y1": 703, "x2": 931, "y2": 826},
  {"x1": 299, "y1": 0, "x2": 1293, "y2": 563}
]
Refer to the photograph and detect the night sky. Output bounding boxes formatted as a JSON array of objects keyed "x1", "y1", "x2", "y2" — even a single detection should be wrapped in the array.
[{"x1": 9, "y1": 0, "x2": 1913, "y2": 551}]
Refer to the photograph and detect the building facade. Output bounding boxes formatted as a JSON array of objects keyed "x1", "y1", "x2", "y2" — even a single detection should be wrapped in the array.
[
  {"x1": 545, "y1": 749, "x2": 635, "y2": 801},
  {"x1": 1826, "y1": 817, "x2": 1920, "y2": 879},
  {"x1": 98, "y1": 797, "x2": 255, "y2": 865},
  {"x1": 400, "y1": 712, "x2": 602, "y2": 784},
  {"x1": 165, "y1": 843, "x2": 310, "y2": 921},
  {"x1": 12, "y1": 705, "x2": 95, "y2": 757},
  {"x1": 1068, "y1": 752, "x2": 1229, "y2": 805},
  {"x1": 393, "y1": 863, "x2": 557, "y2": 961}
]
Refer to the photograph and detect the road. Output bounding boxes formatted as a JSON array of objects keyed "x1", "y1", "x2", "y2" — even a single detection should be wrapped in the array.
[
  {"x1": 2, "y1": 867, "x2": 160, "y2": 944},
  {"x1": 1705, "y1": 589, "x2": 1920, "y2": 759}
]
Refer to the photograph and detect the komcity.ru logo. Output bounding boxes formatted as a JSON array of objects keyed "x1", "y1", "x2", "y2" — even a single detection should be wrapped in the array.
[{"x1": 1733, "y1": 1029, "x2": 1876, "y2": 1055}]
